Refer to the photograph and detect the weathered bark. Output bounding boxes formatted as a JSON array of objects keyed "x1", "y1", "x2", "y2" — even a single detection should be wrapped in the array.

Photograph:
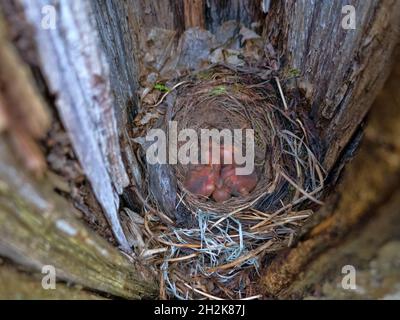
[
  {"x1": 91, "y1": 1, "x2": 141, "y2": 124},
  {"x1": 0, "y1": 263, "x2": 105, "y2": 300},
  {"x1": 261, "y1": 56, "x2": 400, "y2": 298},
  {"x1": 1, "y1": 0, "x2": 132, "y2": 251},
  {"x1": 131, "y1": 0, "x2": 186, "y2": 35},
  {"x1": 183, "y1": 0, "x2": 206, "y2": 29},
  {"x1": 182, "y1": 0, "x2": 267, "y2": 31},
  {"x1": 129, "y1": 0, "x2": 267, "y2": 43},
  {"x1": 91, "y1": 0, "x2": 146, "y2": 206},
  {"x1": 205, "y1": 0, "x2": 267, "y2": 33},
  {"x1": 0, "y1": 138, "x2": 157, "y2": 299},
  {"x1": 258, "y1": 0, "x2": 400, "y2": 298},
  {"x1": 263, "y1": 0, "x2": 400, "y2": 172},
  {"x1": 0, "y1": 6, "x2": 157, "y2": 298}
]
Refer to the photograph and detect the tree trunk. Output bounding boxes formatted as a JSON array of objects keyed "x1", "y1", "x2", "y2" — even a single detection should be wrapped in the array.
[
  {"x1": 0, "y1": 5, "x2": 156, "y2": 299},
  {"x1": 263, "y1": 0, "x2": 400, "y2": 171},
  {"x1": 0, "y1": 0, "x2": 399, "y2": 299}
]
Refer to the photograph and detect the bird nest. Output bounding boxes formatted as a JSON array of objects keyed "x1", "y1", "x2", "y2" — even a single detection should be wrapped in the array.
[
  {"x1": 172, "y1": 69, "x2": 274, "y2": 214},
  {"x1": 136, "y1": 65, "x2": 325, "y2": 299}
]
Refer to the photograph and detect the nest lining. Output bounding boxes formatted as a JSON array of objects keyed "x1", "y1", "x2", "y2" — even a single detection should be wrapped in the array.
[{"x1": 138, "y1": 65, "x2": 325, "y2": 299}]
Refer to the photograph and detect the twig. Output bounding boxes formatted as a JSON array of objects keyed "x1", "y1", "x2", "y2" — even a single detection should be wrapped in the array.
[
  {"x1": 140, "y1": 247, "x2": 168, "y2": 259},
  {"x1": 183, "y1": 283, "x2": 225, "y2": 300},
  {"x1": 240, "y1": 294, "x2": 262, "y2": 300},
  {"x1": 165, "y1": 253, "x2": 198, "y2": 262},
  {"x1": 206, "y1": 240, "x2": 273, "y2": 272},
  {"x1": 275, "y1": 77, "x2": 288, "y2": 111}
]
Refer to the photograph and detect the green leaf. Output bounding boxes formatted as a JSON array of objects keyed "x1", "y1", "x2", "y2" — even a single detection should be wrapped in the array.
[{"x1": 154, "y1": 83, "x2": 170, "y2": 92}]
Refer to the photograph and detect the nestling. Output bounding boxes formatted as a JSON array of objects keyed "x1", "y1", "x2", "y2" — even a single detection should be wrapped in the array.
[
  {"x1": 183, "y1": 142, "x2": 257, "y2": 201},
  {"x1": 183, "y1": 164, "x2": 219, "y2": 197}
]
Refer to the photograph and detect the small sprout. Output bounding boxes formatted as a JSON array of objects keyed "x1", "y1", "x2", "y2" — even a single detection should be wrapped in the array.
[
  {"x1": 154, "y1": 83, "x2": 170, "y2": 92},
  {"x1": 210, "y1": 86, "x2": 226, "y2": 95},
  {"x1": 288, "y1": 68, "x2": 301, "y2": 78}
]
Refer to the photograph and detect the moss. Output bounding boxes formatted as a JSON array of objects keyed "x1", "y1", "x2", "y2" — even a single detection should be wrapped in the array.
[{"x1": 210, "y1": 85, "x2": 227, "y2": 95}]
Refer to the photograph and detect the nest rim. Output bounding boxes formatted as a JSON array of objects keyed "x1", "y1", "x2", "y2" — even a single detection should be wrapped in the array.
[{"x1": 139, "y1": 64, "x2": 325, "y2": 300}]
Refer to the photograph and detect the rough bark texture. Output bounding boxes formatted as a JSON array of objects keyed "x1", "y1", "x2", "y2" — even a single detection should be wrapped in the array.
[
  {"x1": 131, "y1": 0, "x2": 186, "y2": 35},
  {"x1": 183, "y1": 0, "x2": 267, "y2": 31},
  {"x1": 0, "y1": 6, "x2": 157, "y2": 298},
  {"x1": 0, "y1": 263, "x2": 105, "y2": 300},
  {"x1": 91, "y1": 1, "x2": 141, "y2": 124},
  {"x1": 263, "y1": 0, "x2": 400, "y2": 171},
  {"x1": 205, "y1": 0, "x2": 267, "y2": 33},
  {"x1": 183, "y1": 0, "x2": 206, "y2": 29},
  {"x1": 91, "y1": 0, "x2": 146, "y2": 204},
  {"x1": 127, "y1": 0, "x2": 267, "y2": 44},
  {"x1": 0, "y1": 0, "x2": 132, "y2": 251},
  {"x1": 261, "y1": 56, "x2": 400, "y2": 298},
  {"x1": 0, "y1": 139, "x2": 157, "y2": 299}
]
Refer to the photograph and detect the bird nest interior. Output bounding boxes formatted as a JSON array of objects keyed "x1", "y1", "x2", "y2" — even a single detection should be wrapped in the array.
[{"x1": 132, "y1": 64, "x2": 325, "y2": 299}]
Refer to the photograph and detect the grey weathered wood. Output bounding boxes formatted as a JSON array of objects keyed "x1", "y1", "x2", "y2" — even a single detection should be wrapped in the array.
[
  {"x1": 0, "y1": 6, "x2": 157, "y2": 298},
  {"x1": 0, "y1": 138, "x2": 157, "y2": 299},
  {"x1": 91, "y1": 0, "x2": 145, "y2": 193},
  {"x1": 1, "y1": 0, "x2": 132, "y2": 251},
  {"x1": 263, "y1": 0, "x2": 400, "y2": 171},
  {"x1": 91, "y1": 0, "x2": 141, "y2": 122}
]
